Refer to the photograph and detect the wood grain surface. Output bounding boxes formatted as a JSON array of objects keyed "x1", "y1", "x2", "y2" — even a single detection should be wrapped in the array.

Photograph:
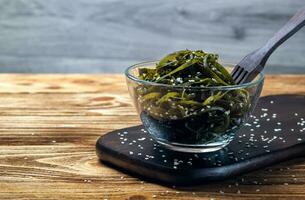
[
  {"x1": 0, "y1": 74, "x2": 304, "y2": 199},
  {"x1": 0, "y1": 0, "x2": 305, "y2": 74}
]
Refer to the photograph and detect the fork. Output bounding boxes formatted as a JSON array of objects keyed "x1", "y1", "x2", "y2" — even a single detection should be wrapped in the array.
[{"x1": 231, "y1": 6, "x2": 305, "y2": 84}]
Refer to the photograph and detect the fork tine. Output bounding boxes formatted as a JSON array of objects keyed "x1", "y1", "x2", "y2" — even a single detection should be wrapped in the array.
[
  {"x1": 232, "y1": 66, "x2": 243, "y2": 81},
  {"x1": 231, "y1": 66, "x2": 241, "y2": 78},
  {"x1": 231, "y1": 67, "x2": 239, "y2": 80},
  {"x1": 235, "y1": 71, "x2": 246, "y2": 84},
  {"x1": 235, "y1": 70, "x2": 248, "y2": 84},
  {"x1": 240, "y1": 72, "x2": 250, "y2": 84}
]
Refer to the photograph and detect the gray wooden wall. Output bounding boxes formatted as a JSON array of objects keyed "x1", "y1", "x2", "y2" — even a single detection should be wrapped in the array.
[{"x1": 0, "y1": 0, "x2": 304, "y2": 74}]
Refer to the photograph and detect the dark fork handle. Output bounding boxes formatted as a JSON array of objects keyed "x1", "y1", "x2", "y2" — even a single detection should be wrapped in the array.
[{"x1": 237, "y1": 6, "x2": 305, "y2": 83}]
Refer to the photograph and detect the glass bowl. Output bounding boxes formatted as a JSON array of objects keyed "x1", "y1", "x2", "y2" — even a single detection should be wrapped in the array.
[{"x1": 125, "y1": 61, "x2": 264, "y2": 153}]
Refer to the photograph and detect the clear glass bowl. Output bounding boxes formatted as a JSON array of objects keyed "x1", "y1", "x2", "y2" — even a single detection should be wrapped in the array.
[{"x1": 125, "y1": 61, "x2": 264, "y2": 153}]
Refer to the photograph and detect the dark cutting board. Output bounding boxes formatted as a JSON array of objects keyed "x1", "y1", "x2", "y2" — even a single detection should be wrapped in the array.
[{"x1": 96, "y1": 95, "x2": 305, "y2": 185}]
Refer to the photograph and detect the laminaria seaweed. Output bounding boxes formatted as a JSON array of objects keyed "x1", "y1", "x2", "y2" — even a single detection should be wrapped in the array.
[{"x1": 135, "y1": 50, "x2": 251, "y2": 144}]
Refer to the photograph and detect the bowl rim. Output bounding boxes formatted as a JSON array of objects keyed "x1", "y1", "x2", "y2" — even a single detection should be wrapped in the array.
[{"x1": 125, "y1": 60, "x2": 264, "y2": 90}]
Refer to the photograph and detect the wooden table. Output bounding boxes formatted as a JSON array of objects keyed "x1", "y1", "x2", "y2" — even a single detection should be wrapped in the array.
[{"x1": 0, "y1": 74, "x2": 304, "y2": 200}]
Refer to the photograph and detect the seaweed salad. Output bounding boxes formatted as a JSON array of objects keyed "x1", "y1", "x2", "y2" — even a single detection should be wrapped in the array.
[{"x1": 135, "y1": 50, "x2": 252, "y2": 145}]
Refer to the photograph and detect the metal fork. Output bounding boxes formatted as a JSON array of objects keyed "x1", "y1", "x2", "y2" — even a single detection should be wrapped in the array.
[{"x1": 232, "y1": 6, "x2": 305, "y2": 84}]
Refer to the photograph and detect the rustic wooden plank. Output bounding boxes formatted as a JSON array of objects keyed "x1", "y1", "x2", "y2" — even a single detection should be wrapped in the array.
[
  {"x1": 0, "y1": 0, "x2": 304, "y2": 74},
  {"x1": 0, "y1": 74, "x2": 303, "y2": 94},
  {"x1": 0, "y1": 74, "x2": 304, "y2": 199},
  {"x1": 0, "y1": 74, "x2": 126, "y2": 93}
]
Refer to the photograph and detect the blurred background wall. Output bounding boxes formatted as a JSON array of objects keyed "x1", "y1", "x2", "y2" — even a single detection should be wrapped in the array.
[{"x1": 0, "y1": 0, "x2": 304, "y2": 74}]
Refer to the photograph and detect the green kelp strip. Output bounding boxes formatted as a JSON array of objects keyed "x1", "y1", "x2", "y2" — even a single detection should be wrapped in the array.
[{"x1": 136, "y1": 50, "x2": 251, "y2": 143}]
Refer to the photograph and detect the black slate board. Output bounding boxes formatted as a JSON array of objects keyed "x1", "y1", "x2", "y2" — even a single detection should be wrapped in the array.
[{"x1": 96, "y1": 95, "x2": 305, "y2": 185}]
